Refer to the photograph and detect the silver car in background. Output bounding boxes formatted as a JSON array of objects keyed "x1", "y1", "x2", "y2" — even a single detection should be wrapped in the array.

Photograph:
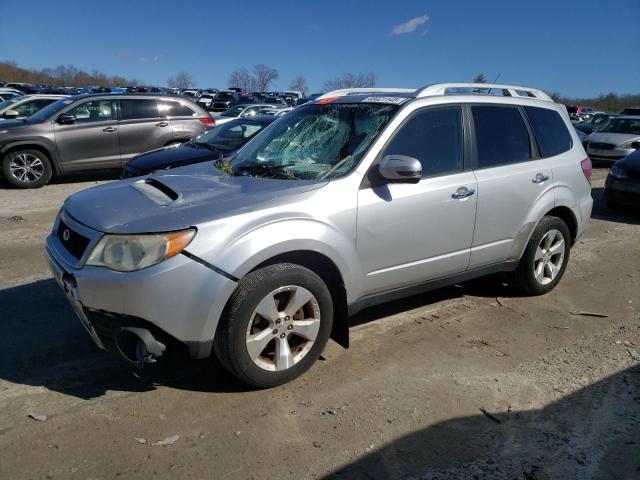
[
  {"x1": 46, "y1": 83, "x2": 593, "y2": 387},
  {"x1": 0, "y1": 94, "x2": 65, "y2": 121},
  {"x1": 587, "y1": 116, "x2": 640, "y2": 162},
  {"x1": 0, "y1": 93, "x2": 213, "y2": 188}
]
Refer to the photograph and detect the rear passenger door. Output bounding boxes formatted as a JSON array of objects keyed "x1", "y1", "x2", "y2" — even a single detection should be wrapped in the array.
[
  {"x1": 117, "y1": 98, "x2": 174, "y2": 163},
  {"x1": 468, "y1": 104, "x2": 555, "y2": 268}
]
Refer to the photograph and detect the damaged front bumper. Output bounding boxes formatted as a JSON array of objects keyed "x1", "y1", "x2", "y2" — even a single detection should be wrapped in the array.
[{"x1": 45, "y1": 213, "x2": 238, "y2": 361}]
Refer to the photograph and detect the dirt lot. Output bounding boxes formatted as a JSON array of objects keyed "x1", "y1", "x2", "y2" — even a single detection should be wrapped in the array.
[{"x1": 0, "y1": 167, "x2": 638, "y2": 480}]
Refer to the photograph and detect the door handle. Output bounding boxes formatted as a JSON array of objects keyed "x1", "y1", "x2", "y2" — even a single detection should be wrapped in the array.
[
  {"x1": 102, "y1": 127, "x2": 117, "y2": 132},
  {"x1": 451, "y1": 187, "x2": 475, "y2": 199},
  {"x1": 532, "y1": 173, "x2": 550, "y2": 184},
  {"x1": 156, "y1": 122, "x2": 169, "y2": 127}
]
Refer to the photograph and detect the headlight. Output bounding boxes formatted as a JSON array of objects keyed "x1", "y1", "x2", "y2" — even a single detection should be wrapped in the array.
[
  {"x1": 610, "y1": 166, "x2": 627, "y2": 179},
  {"x1": 620, "y1": 139, "x2": 640, "y2": 149},
  {"x1": 86, "y1": 229, "x2": 195, "y2": 272}
]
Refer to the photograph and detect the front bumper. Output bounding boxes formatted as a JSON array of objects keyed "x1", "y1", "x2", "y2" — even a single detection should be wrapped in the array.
[
  {"x1": 605, "y1": 175, "x2": 640, "y2": 206},
  {"x1": 45, "y1": 224, "x2": 238, "y2": 359}
]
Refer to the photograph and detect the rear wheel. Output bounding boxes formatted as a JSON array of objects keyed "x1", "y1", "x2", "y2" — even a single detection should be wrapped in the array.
[
  {"x1": 2, "y1": 149, "x2": 53, "y2": 188},
  {"x1": 511, "y1": 216, "x2": 571, "y2": 295},
  {"x1": 214, "y1": 263, "x2": 333, "y2": 388}
]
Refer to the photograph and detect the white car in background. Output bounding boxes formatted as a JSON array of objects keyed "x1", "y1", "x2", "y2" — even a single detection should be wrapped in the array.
[
  {"x1": 215, "y1": 104, "x2": 281, "y2": 125},
  {"x1": 0, "y1": 94, "x2": 65, "y2": 121},
  {"x1": 587, "y1": 116, "x2": 640, "y2": 162}
]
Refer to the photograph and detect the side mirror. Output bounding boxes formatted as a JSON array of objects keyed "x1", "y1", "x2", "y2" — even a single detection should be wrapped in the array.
[
  {"x1": 3, "y1": 109, "x2": 19, "y2": 119},
  {"x1": 379, "y1": 155, "x2": 422, "y2": 182},
  {"x1": 57, "y1": 114, "x2": 76, "y2": 125},
  {"x1": 631, "y1": 141, "x2": 640, "y2": 150}
]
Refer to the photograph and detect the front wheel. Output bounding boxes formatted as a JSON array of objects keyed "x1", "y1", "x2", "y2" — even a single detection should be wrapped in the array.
[
  {"x1": 214, "y1": 263, "x2": 333, "y2": 388},
  {"x1": 511, "y1": 216, "x2": 571, "y2": 295},
  {"x1": 2, "y1": 149, "x2": 53, "y2": 188}
]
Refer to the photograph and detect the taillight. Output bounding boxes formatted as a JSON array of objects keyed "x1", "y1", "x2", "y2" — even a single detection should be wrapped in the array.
[
  {"x1": 199, "y1": 117, "x2": 215, "y2": 126},
  {"x1": 580, "y1": 157, "x2": 592, "y2": 184}
]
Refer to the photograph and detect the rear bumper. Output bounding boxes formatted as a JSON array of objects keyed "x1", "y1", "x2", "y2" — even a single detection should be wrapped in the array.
[{"x1": 45, "y1": 233, "x2": 238, "y2": 359}]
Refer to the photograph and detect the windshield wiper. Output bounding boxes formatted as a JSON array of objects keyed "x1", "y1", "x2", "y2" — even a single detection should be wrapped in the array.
[
  {"x1": 319, "y1": 155, "x2": 352, "y2": 180},
  {"x1": 233, "y1": 163, "x2": 297, "y2": 180}
]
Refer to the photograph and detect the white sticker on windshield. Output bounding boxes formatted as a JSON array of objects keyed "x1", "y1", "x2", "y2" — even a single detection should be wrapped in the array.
[{"x1": 361, "y1": 96, "x2": 410, "y2": 105}]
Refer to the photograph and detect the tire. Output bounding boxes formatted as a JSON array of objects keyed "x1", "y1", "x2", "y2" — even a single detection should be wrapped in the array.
[
  {"x1": 511, "y1": 216, "x2": 571, "y2": 296},
  {"x1": 2, "y1": 149, "x2": 53, "y2": 188},
  {"x1": 214, "y1": 263, "x2": 333, "y2": 388}
]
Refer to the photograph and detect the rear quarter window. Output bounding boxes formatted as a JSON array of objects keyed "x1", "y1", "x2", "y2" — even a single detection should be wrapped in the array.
[{"x1": 524, "y1": 106, "x2": 573, "y2": 158}]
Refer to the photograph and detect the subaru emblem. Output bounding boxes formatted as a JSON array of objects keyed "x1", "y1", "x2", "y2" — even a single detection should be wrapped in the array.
[{"x1": 62, "y1": 229, "x2": 71, "y2": 241}]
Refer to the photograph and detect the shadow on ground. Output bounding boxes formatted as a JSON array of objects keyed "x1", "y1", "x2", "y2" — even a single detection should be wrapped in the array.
[
  {"x1": 326, "y1": 365, "x2": 640, "y2": 480},
  {"x1": 591, "y1": 186, "x2": 640, "y2": 225},
  {"x1": 0, "y1": 272, "x2": 513, "y2": 400}
]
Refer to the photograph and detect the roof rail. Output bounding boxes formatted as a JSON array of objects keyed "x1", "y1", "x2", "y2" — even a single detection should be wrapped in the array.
[
  {"x1": 316, "y1": 88, "x2": 416, "y2": 100},
  {"x1": 416, "y1": 83, "x2": 554, "y2": 102}
]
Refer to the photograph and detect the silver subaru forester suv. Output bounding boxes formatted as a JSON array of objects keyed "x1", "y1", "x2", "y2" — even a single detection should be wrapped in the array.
[{"x1": 46, "y1": 83, "x2": 593, "y2": 387}]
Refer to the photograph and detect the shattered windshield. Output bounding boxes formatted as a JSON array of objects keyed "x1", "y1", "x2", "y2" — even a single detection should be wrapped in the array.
[{"x1": 228, "y1": 102, "x2": 398, "y2": 180}]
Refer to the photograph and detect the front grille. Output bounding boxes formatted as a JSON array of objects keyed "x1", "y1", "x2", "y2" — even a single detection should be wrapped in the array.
[
  {"x1": 57, "y1": 220, "x2": 90, "y2": 259},
  {"x1": 589, "y1": 142, "x2": 615, "y2": 150},
  {"x1": 627, "y1": 170, "x2": 640, "y2": 180}
]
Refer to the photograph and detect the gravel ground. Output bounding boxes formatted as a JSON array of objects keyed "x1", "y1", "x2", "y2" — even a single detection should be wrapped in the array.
[{"x1": 0, "y1": 167, "x2": 638, "y2": 480}]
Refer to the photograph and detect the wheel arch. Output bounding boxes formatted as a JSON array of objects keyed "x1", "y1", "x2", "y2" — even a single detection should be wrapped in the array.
[
  {"x1": 545, "y1": 205, "x2": 578, "y2": 245},
  {"x1": 250, "y1": 250, "x2": 349, "y2": 349},
  {"x1": 2, "y1": 142, "x2": 59, "y2": 175}
]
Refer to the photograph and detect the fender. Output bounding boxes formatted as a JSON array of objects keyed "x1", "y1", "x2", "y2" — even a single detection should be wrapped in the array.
[
  {"x1": 0, "y1": 139, "x2": 61, "y2": 173},
  {"x1": 506, "y1": 184, "x2": 557, "y2": 261}
]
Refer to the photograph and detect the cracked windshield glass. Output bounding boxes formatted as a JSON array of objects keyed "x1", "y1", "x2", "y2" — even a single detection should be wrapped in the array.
[{"x1": 228, "y1": 102, "x2": 398, "y2": 180}]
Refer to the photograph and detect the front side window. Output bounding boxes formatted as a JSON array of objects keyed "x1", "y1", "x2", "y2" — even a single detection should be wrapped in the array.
[
  {"x1": 223, "y1": 106, "x2": 244, "y2": 117},
  {"x1": 67, "y1": 100, "x2": 114, "y2": 123},
  {"x1": 472, "y1": 106, "x2": 531, "y2": 168},
  {"x1": 228, "y1": 102, "x2": 398, "y2": 180},
  {"x1": 120, "y1": 99, "x2": 159, "y2": 120},
  {"x1": 383, "y1": 106, "x2": 464, "y2": 177},
  {"x1": 524, "y1": 106, "x2": 572, "y2": 158}
]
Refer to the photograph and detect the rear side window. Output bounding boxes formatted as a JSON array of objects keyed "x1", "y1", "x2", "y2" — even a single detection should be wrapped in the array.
[
  {"x1": 119, "y1": 99, "x2": 159, "y2": 120},
  {"x1": 158, "y1": 101, "x2": 195, "y2": 117},
  {"x1": 472, "y1": 106, "x2": 531, "y2": 168},
  {"x1": 383, "y1": 106, "x2": 464, "y2": 177},
  {"x1": 524, "y1": 106, "x2": 572, "y2": 158}
]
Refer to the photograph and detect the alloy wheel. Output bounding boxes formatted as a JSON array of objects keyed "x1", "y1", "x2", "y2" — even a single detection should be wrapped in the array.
[
  {"x1": 533, "y1": 229, "x2": 565, "y2": 285},
  {"x1": 245, "y1": 285, "x2": 321, "y2": 371},
  {"x1": 9, "y1": 153, "x2": 44, "y2": 183}
]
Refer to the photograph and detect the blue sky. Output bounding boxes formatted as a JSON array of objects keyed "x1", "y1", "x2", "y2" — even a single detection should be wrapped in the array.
[{"x1": 1, "y1": 0, "x2": 638, "y2": 97}]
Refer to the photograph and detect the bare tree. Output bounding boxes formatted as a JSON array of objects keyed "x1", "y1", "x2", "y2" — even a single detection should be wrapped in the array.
[
  {"x1": 167, "y1": 70, "x2": 194, "y2": 89},
  {"x1": 228, "y1": 67, "x2": 255, "y2": 92},
  {"x1": 253, "y1": 64, "x2": 279, "y2": 92},
  {"x1": 289, "y1": 75, "x2": 308, "y2": 96},
  {"x1": 322, "y1": 72, "x2": 376, "y2": 91},
  {"x1": 473, "y1": 73, "x2": 487, "y2": 83}
]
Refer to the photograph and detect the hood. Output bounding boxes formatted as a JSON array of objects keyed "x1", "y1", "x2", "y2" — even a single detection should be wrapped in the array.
[
  {"x1": 589, "y1": 131, "x2": 640, "y2": 145},
  {"x1": 126, "y1": 143, "x2": 224, "y2": 174},
  {"x1": 616, "y1": 149, "x2": 640, "y2": 174},
  {"x1": 63, "y1": 165, "x2": 329, "y2": 234}
]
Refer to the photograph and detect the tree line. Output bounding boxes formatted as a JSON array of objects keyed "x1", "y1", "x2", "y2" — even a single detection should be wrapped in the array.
[
  {"x1": 2, "y1": 61, "x2": 637, "y2": 111},
  {"x1": 0, "y1": 61, "x2": 141, "y2": 87}
]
